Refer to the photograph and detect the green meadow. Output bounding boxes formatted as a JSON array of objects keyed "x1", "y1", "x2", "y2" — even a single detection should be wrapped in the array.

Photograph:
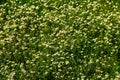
[{"x1": 0, "y1": 0, "x2": 120, "y2": 79}]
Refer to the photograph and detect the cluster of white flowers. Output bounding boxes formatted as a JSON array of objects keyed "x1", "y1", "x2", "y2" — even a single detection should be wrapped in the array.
[{"x1": 0, "y1": 0, "x2": 120, "y2": 79}]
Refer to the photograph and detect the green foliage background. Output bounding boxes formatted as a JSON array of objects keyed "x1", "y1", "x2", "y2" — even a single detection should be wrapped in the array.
[{"x1": 0, "y1": 0, "x2": 120, "y2": 80}]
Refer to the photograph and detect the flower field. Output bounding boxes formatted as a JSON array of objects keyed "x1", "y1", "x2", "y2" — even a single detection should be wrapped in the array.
[{"x1": 0, "y1": 0, "x2": 120, "y2": 80}]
